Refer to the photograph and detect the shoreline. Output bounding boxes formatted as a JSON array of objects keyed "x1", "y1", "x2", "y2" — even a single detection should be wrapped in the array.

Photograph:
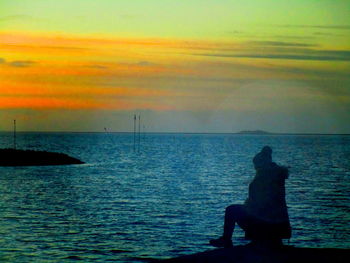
[{"x1": 152, "y1": 245, "x2": 350, "y2": 263}]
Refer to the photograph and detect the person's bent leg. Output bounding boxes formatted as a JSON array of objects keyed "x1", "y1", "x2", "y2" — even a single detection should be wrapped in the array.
[
  {"x1": 223, "y1": 204, "x2": 245, "y2": 240},
  {"x1": 210, "y1": 204, "x2": 245, "y2": 248}
]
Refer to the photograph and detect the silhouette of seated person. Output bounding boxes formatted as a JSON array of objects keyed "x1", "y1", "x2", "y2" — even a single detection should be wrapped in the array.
[{"x1": 210, "y1": 146, "x2": 291, "y2": 248}]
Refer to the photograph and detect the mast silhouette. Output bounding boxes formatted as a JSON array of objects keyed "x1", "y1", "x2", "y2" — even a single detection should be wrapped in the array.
[
  {"x1": 138, "y1": 115, "x2": 141, "y2": 151},
  {"x1": 13, "y1": 120, "x2": 16, "y2": 150},
  {"x1": 133, "y1": 114, "x2": 136, "y2": 151}
]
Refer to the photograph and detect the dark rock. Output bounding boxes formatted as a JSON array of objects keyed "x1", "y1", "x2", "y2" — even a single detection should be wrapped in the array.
[{"x1": 0, "y1": 148, "x2": 84, "y2": 166}]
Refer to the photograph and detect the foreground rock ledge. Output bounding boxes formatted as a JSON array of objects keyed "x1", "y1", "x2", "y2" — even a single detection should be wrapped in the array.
[
  {"x1": 154, "y1": 245, "x2": 350, "y2": 263},
  {"x1": 0, "y1": 148, "x2": 84, "y2": 166}
]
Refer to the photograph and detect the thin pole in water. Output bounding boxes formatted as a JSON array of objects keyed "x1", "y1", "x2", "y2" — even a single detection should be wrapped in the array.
[
  {"x1": 13, "y1": 119, "x2": 16, "y2": 149},
  {"x1": 133, "y1": 114, "x2": 136, "y2": 151},
  {"x1": 138, "y1": 115, "x2": 141, "y2": 151}
]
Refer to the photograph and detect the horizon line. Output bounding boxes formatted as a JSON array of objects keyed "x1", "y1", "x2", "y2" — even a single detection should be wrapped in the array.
[{"x1": 0, "y1": 131, "x2": 349, "y2": 136}]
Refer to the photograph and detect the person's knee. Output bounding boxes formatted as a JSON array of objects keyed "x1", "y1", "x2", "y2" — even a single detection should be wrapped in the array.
[{"x1": 225, "y1": 204, "x2": 241, "y2": 216}]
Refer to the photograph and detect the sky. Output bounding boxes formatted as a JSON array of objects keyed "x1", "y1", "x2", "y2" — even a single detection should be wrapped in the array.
[{"x1": 0, "y1": 0, "x2": 349, "y2": 133}]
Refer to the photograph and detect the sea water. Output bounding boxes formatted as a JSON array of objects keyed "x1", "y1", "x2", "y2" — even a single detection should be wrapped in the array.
[{"x1": 0, "y1": 133, "x2": 349, "y2": 262}]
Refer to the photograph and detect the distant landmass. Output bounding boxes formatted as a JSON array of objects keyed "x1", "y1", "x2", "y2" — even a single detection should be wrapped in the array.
[
  {"x1": 0, "y1": 149, "x2": 84, "y2": 166},
  {"x1": 236, "y1": 130, "x2": 272, "y2": 135}
]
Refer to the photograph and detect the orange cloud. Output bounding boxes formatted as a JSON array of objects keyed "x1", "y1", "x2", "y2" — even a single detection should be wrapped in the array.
[
  {"x1": 0, "y1": 75, "x2": 180, "y2": 111},
  {"x1": 0, "y1": 31, "x2": 237, "y2": 51},
  {"x1": 3, "y1": 30, "x2": 332, "y2": 113},
  {"x1": 0, "y1": 96, "x2": 103, "y2": 109},
  {"x1": 0, "y1": 95, "x2": 176, "y2": 111},
  {"x1": 0, "y1": 79, "x2": 174, "y2": 97}
]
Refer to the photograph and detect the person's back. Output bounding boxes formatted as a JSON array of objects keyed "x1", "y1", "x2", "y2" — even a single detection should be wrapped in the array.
[{"x1": 244, "y1": 163, "x2": 289, "y2": 224}]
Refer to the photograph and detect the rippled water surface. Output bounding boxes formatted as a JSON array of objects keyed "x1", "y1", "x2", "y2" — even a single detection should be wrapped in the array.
[{"x1": 0, "y1": 133, "x2": 349, "y2": 262}]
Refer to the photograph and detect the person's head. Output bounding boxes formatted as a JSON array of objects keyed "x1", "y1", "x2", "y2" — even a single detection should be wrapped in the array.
[
  {"x1": 253, "y1": 146, "x2": 272, "y2": 169},
  {"x1": 261, "y1": 146, "x2": 272, "y2": 156}
]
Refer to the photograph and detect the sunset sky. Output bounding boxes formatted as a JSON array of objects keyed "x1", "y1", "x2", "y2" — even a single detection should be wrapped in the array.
[{"x1": 1, "y1": 0, "x2": 349, "y2": 133}]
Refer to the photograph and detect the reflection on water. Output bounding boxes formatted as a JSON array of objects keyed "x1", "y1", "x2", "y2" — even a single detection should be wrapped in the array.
[{"x1": 0, "y1": 133, "x2": 349, "y2": 262}]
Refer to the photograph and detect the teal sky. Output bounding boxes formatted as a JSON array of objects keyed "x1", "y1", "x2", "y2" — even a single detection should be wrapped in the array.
[{"x1": 1, "y1": 0, "x2": 350, "y2": 40}]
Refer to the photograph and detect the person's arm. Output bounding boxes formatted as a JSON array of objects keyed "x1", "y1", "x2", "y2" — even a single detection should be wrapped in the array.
[{"x1": 279, "y1": 166, "x2": 289, "y2": 179}]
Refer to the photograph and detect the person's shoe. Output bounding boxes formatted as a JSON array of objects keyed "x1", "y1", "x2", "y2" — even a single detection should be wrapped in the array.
[{"x1": 209, "y1": 237, "x2": 233, "y2": 248}]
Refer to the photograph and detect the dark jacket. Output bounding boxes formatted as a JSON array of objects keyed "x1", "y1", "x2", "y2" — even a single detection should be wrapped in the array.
[{"x1": 244, "y1": 162, "x2": 290, "y2": 224}]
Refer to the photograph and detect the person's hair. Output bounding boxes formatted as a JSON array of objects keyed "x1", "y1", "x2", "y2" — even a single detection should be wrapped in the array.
[
  {"x1": 261, "y1": 146, "x2": 272, "y2": 155},
  {"x1": 253, "y1": 146, "x2": 272, "y2": 169}
]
